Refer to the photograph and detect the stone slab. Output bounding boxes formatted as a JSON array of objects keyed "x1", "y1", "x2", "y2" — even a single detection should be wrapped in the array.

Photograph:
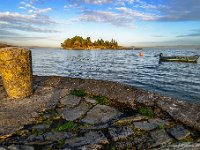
[
  {"x1": 108, "y1": 126, "x2": 134, "y2": 142},
  {"x1": 58, "y1": 102, "x2": 91, "y2": 121},
  {"x1": 150, "y1": 129, "x2": 172, "y2": 147},
  {"x1": 82, "y1": 104, "x2": 121, "y2": 124},
  {"x1": 168, "y1": 125, "x2": 191, "y2": 140},
  {"x1": 64, "y1": 131, "x2": 109, "y2": 148}
]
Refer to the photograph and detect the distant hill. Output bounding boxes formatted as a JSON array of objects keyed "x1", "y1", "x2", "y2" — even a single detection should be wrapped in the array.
[{"x1": 0, "y1": 43, "x2": 14, "y2": 48}]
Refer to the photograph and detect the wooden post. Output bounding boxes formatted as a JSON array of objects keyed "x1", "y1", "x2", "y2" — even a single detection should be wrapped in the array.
[{"x1": 0, "y1": 47, "x2": 33, "y2": 99}]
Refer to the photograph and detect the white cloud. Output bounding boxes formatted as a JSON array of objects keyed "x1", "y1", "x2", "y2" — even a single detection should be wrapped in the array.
[
  {"x1": 20, "y1": 1, "x2": 36, "y2": 9},
  {"x1": 75, "y1": 10, "x2": 134, "y2": 28},
  {"x1": 28, "y1": 8, "x2": 52, "y2": 14},
  {"x1": 1, "y1": 23, "x2": 58, "y2": 33},
  {"x1": 20, "y1": 1, "x2": 52, "y2": 15},
  {"x1": 67, "y1": 0, "x2": 113, "y2": 5},
  {"x1": 0, "y1": 11, "x2": 57, "y2": 33},
  {"x1": 116, "y1": 7, "x2": 157, "y2": 21},
  {"x1": 156, "y1": 0, "x2": 200, "y2": 21},
  {"x1": 116, "y1": 0, "x2": 136, "y2": 5},
  {"x1": 64, "y1": 3, "x2": 82, "y2": 9},
  {"x1": 0, "y1": 12, "x2": 55, "y2": 25},
  {"x1": 83, "y1": 0, "x2": 112, "y2": 4}
]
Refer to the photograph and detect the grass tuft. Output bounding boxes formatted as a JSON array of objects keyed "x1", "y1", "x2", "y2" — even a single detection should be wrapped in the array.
[
  {"x1": 71, "y1": 89, "x2": 87, "y2": 97},
  {"x1": 137, "y1": 107, "x2": 154, "y2": 118},
  {"x1": 55, "y1": 121, "x2": 76, "y2": 132},
  {"x1": 90, "y1": 95, "x2": 109, "y2": 105}
]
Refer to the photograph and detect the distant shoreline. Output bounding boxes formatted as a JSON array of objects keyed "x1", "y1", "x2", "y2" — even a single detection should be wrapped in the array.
[{"x1": 62, "y1": 47, "x2": 143, "y2": 50}]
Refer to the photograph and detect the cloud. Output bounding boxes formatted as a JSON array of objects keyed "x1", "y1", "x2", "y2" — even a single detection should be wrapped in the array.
[
  {"x1": 68, "y1": 0, "x2": 113, "y2": 5},
  {"x1": 28, "y1": 7, "x2": 52, "y2": 14},
  {"x1": 75, "y1": 9, "x2": 134, "y2": 28},
  {"x1": 71, "y1": 5, "x2": 157, "y2": 28},
  {"x1": 177, "y1": 29, "x2": 200, "y2": 37},
  {"x1": 0, "y1": 12, "x2": 58, "y2": 33},
  {"x1": 116, "y1": 7, "x2": 157, "y2": 21},
  {"x1": 116, "y1": 0, "x2": 136, "y2": 5},
  {"x1": 0, "y1": 30, "x2": 18, "y2": 36},
  {"x1": 0, "y1": 36, "x2": 55, "y2": 41},
  {"x1": 64, "y1": 3, "x2": 82, "y2": 10},
  {"x1": 0, "y1": 12, "x2": 55, "y2": 25},
  {"x1": 0, "y1": 23, "x2": 58, "y2": 33},
  {"x1": 20, "y1": 1, "x2": 52, "y2": 15},
  {"x1": 157, "y1": 0, "x2": 200, "y2": 21}
]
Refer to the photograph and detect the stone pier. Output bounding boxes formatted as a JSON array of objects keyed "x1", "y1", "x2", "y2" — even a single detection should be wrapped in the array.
[{"x1": 0, "y1": 76, "x2": 199, "y2": 149}]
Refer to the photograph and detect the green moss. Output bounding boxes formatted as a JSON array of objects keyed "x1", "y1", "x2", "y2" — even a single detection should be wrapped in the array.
[
  {"x1": 71, "y1": 89, "x2": 87, "y2": 97},
  {"x1": 90, "y1": 95, "x2": 109, "y2": 105},
  {"x1": 44, "y1": 118, "x2": 53, "y2": 126},
  {"x1": 55, "y1": 121, "x2": 76, "y2": 132},
  {"x1": 31, "y1": 129, "x2": 44, "y2": 136},
  {"x1": 111, "y1": 145, "x2": 116, "y2": 150},
  {"x1": 58, "y1": 139, "x2": 65, "y2": 146},
  {"x1": 137, "y1": 107, "x2": 154, "y2": 118},
  {"x1": 157, "y1": 124, "x2": 164, "y2": 129},
  {"x1": 179, "y1": 135, "x2": 193, "y2": 142},
  {"x1": 132, "y1": 127, "x2": 146, "y2": 136}
]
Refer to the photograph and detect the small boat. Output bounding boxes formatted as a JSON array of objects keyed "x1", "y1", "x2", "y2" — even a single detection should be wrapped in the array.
[{"x1": 159, "y1": 53, "x2": 199, "y2": 63}]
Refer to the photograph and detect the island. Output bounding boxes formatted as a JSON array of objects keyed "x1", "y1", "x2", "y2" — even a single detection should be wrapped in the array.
[{"x1": 61, "y1": 36, "x2": 124, "y2": 50}]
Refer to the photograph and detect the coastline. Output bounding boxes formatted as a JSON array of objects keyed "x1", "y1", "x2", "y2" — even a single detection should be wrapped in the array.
[{"x1": 0, "y1": 76, "x2": 199, "y2": 149}]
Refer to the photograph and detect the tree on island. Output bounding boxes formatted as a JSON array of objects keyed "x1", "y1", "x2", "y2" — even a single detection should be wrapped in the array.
[{"x1": 61, "y1": 36, "x2": 120, "y2": 50}]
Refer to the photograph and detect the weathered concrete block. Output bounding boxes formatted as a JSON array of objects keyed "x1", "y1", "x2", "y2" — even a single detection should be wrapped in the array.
[{"x1": 0, "y1": 47, "x2": 33, "y2": 99}]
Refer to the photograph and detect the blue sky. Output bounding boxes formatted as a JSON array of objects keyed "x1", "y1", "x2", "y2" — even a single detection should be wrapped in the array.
[{"x1": 0, "y1": 0, "x2": 200, "y2": 47}]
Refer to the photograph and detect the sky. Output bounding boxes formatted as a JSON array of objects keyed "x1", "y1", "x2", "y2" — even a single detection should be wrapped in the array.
[{"x1": 0, "y1": 0, "x2": 200, "y2": 47}]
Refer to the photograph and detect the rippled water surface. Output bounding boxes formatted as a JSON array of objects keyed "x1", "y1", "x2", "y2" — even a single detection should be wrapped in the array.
[{"x1": 31, "y1": 48, "x2": 200, "y2": 103}]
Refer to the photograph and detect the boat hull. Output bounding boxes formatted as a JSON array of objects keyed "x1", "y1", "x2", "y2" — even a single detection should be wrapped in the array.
[{"x1": 159, "y1": 56, "x2": 199, "y2": 63}]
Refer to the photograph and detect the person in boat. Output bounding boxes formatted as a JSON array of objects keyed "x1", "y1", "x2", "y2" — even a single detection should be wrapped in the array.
[{"x1": 159, "y1": 53, "x2": 163, "y2": 57}]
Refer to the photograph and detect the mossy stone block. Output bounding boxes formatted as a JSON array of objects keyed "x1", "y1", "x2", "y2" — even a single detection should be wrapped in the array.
[{"x1": 0, "y1": 47, "x2": 33, "y2": 99}]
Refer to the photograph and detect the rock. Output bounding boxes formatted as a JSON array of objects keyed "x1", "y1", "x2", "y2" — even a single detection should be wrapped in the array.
[
  {"x1": 148, "y1": 118, "x2": 169, "y2": 127},
  {"x1": 153, "y1": 142, "x2": 200, "y2": 150},
  {"x1": 0, "y1": 47, "x2": 33, "y2": 99},
  {"x1": 0, "y1": 76, "x2": 61, "y2": 136},
  {"x1": 114, "y1": 114, "x2": 148, "y2": 125},
  {"x1": 116, "y1": 133, "x2": 153, "y2": 149},
  {"x1": 108, "y1": 126, "x2": 134, "y2": 142},
  {"x1": 115, "y1": 141, "x2": 135, "y2": 150},
  {"x1": 135, "y1": 91, "x2": 156, "y2": 106},
  {"x1": 156, "y1": 97, "x2": 200, "y2": 131},
  {"x1": 133, "y1": 119, "x2": 168, "y2": 131},
  {"x1": 58, "y1": 102, "x2": 91, "y2": 121},
  {"x1": 44, "y1": 131, "x2": 74, "y2": 142},
  {"x1": 168, "y1": 125, "x2": 190, "y2": 140},
  {"x1": 0, "y1": 147, "x2": 6, "y2": 150},
  {"x1": 62, "y1": 148, "x2": 72, "y2": 150},
  {"x1": 60, "y1": 95, "x2": 81, "y2": 108},
  {"x1": 133, "y1": 121, "x2": 157, "y2": 131},
  {"x1": 150, "y1": 129, "x2": 172, "y2": 147},
  {"x1": 84, "y1": 97, "x2": 97, "y2": 105},
  {"x1": 77, "y1": 144, "x2": 103, "y2": 150},
  {"x1": 32, "y1": 124, "x2": 50, "y2": 130},
  {"x1": 0, "y1": 86, "x2": 7, "y2": 99},
  {"x1": 134, "y1": 133, "x2": 154, "y2": 150},
  {"x1": 59, "y1": 88, "x2": 70, "y2": 99},
  {"x1": 82, "y1": 105, "x2": 121, "y2": 124},
  {"x1": 27, "y1": 135, "x2": 44, "y2": 142},
  {"x1": 7, "y1": 145, "x2": 35, "y2": 150},
  {"x1": 64, "y1": 131, "x2": 109, "y2": 148},
  {"x1": 80, "y1": 123, "x2": 110, "y2": 130}
]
